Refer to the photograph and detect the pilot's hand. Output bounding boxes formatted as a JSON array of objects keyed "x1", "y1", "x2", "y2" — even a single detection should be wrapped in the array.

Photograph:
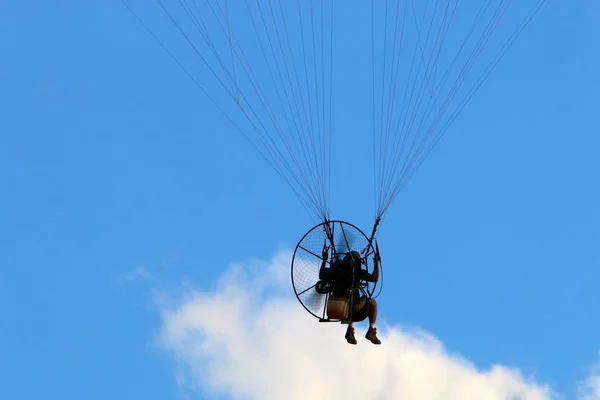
[{"x1": 322, "y1": 245, "x2": 329, "y2": 260}]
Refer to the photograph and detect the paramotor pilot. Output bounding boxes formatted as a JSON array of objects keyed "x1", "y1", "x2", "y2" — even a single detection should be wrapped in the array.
[{"x1": 319, "y1": 247, "x2": 381, "y2": 345}]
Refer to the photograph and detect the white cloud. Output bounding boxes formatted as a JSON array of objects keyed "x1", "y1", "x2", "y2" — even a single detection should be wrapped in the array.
[
  {"x1": 154, "y1": 248, "x2": 557, "y2": 400},
  {"x1": 578, "y1": 355, "x2": 600, "y2": 400},
  {"x1": 123, "y1": 266, "x2": 156, "y2": 282}
]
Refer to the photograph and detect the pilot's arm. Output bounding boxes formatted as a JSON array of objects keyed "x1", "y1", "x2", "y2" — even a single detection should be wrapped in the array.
[
  {"x1": 319, "y1": 246, "x2": 331, "y2": 280},
  {"x1": 364, "y1": 253, "x2": 380, "y2": 283}
]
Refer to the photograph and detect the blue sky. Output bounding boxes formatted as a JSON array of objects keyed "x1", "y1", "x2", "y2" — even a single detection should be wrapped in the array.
[{"x1": 1, "y1": 1, "x2": 599, "y2": 399}]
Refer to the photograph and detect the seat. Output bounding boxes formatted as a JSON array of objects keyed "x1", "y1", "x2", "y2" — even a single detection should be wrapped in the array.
[{"x1": 326, "y1": 295, "x2": 349, "y2": 320}]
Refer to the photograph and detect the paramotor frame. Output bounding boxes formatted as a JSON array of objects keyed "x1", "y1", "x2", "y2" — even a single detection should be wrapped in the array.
[{"x1": 291, "y1": 219, "x2": 383, "y2": 322}]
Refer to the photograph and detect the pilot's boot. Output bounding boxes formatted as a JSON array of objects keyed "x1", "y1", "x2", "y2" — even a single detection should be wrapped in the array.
[
  {"x1": 365, "y1": 327, "x2": 381, "y2": 345},
  {"x1": 345, "y1": 326, "x2": 357, "y2": 345}
]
